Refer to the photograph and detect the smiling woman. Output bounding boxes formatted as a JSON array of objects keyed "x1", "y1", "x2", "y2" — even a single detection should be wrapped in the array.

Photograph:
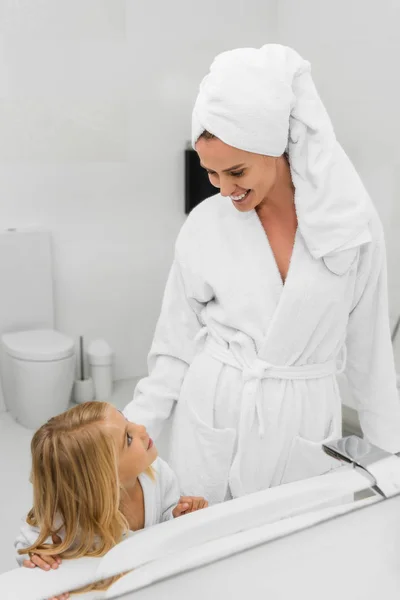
[
  {"x1": 124, "y1": 42, "x2": 400, "y2": 506},
  {"x1": 198, "y1": 134, "x2": 292, "y2": 216}
]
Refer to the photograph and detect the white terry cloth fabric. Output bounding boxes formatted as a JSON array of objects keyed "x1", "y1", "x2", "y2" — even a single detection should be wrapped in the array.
[
  {"x1": 203, "y1": 333, "x2": 341, "y2": 498},
  {"x1": 191, "y1": 43, "x2": 372, "y2": 260},
  {"x1": 14, "y1": 457, "x2": 180, "y2": 566},
  {"x1": 124, "y1": 193, "x2": 400, "y2": 504}
]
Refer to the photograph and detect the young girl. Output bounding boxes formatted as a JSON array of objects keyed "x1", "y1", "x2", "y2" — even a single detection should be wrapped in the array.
[{"x1": 14, "y1": 401, "x2": 207, "y2": 599}]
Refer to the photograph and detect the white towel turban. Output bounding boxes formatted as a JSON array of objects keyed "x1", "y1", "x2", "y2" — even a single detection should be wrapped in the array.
[{"x1": 192, "y1": 44, "x2": 372, "y2": 261}]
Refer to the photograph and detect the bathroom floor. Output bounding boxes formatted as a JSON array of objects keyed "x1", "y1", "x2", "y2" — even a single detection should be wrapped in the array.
[{"x1": 0, "y1": 380, "x2": 360, "y2": 576}]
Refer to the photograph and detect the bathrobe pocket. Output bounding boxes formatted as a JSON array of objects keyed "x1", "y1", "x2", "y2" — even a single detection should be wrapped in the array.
[
  {"x1": 169, "y1": 358, "x2": 236, "y2": 505},
  {"x1": 280, "y1": 419, "x2": 340, "y2": 485}
]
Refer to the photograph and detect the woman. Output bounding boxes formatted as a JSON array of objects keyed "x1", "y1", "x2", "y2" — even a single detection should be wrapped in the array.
[{"x1": 124, "y1": 44, "x2": 400, "y2": 504}]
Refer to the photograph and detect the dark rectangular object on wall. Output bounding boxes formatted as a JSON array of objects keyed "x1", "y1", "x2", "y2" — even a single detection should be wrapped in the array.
[{"x1": 185, "y1": 148, "x2": 216, "y2": 214}]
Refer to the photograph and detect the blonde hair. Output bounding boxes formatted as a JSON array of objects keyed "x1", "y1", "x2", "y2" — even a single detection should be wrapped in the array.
[{"x1": 18, "y1": 402, "x2": 143, "y2": 592}]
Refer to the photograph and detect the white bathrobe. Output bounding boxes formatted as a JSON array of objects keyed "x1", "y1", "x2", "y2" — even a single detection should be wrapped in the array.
[
  {"x1": 14, "y1": 458, "x2": 180, "y2": 566},
  {"x1": 124, "y1": 194, "x2": 400, "y2": 505}
]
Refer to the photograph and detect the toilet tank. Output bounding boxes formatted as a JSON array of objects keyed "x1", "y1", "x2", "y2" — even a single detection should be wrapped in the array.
[{"x1": 0, "y1": 229, "x2": 54, "y2": 410}]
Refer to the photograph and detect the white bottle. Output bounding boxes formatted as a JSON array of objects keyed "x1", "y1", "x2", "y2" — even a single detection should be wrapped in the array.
[{"x1": 87, "y1": 339, "x2": 114, "y2": 401}]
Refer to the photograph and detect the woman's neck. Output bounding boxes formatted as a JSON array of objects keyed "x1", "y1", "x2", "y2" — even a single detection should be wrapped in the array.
[{"x1": 258, "y1": 155, "x2": 295, "y2": 220}]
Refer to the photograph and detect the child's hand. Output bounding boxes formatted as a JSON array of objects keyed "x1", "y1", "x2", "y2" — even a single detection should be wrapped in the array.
[
  {"x1": 22, "y1": 535, "x2": 68, "y2": 599},
  {"x1": 22, "y1": 534, "x2": 62, "y2": 571},
  {"x1": 172, "y1": 496, "x2": 208, "y2": 517}
]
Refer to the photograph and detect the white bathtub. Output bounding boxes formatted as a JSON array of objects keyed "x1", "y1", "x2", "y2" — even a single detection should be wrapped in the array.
[{"x1": 2, "y1": 463, "x2": 397, "y2": 600}]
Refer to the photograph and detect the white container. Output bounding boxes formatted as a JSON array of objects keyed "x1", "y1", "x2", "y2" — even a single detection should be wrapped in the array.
[
  {"x1": 87, "y1": 339, "x2": 114, "y2": 401},
  {"x1": 73, "y1": 377, "x2": 95, "y2": 404}
]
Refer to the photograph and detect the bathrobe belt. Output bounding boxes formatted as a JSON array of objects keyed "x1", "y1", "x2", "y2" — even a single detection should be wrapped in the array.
[{"x1": 203, "y1": 335, "x2": 345, "y2": 497}]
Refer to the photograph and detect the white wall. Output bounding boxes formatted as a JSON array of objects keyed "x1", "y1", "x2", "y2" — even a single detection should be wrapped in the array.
[
  {"x1": 0, "y1": 0, "x2": 278, "y2": 399},
  {"x1": 276, "y1": 0, "x2": 400, "y2": 373},
  {"x1": 1, "y1": 0, "x2": 398, "y2": 414}
]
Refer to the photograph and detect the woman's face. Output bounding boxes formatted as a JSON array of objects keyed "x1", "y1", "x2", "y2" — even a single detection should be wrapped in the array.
[
  {"x1": 104, "y1": 406, "x2": 158, "y2": 488},
  {"x1": 195, "y1": 136, "x2": 279, "y2": 212}
]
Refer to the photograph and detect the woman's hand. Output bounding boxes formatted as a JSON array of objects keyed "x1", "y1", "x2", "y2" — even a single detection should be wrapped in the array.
[{"x1": 172, "y1": 496, "x2": 209, "y2": 517}]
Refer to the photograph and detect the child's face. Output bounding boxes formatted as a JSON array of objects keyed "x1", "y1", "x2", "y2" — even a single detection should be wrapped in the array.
[{"x1": 104, "y1": 406, "x2": 158, "y2": 488}]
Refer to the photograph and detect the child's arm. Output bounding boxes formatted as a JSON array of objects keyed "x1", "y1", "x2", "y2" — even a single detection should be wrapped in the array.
[
  {"x1": 156, "y1": 458, "x2": 182, "y2": 522},
  {"x1": 16, "y1": 521, "x2": 68, "y2": 600},
  {"x1": 155, "y1": 458, "x2": 208, "y2": 520},
  {"x1": 15, "y1": 517, "x2": 42, "y2": 566},
  {"x1": 14, "y1": 516, "x2": 62, "y2": 570}
]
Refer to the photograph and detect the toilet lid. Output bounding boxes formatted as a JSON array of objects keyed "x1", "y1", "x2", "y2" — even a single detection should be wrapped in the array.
[{"x1": 2, "y1": 329, "x2": 75, "y2": 361}]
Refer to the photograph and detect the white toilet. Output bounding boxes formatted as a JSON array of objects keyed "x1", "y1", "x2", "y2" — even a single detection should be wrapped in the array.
[
  {"x1": 2, "y1": 329, "x2": 75, "y2": 429},
  {"x1": 0, "y1": 229, "x2": 77, "y2": 427}
]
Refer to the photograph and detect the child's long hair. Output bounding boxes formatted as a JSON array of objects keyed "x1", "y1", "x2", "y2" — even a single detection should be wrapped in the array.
[{"x1": 19, "y1": 401, "x2": 129, "y2": 561}]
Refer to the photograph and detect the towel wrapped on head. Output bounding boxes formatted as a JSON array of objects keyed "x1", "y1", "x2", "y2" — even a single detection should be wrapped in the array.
[{"x1": 192, "y1": 44, "x2": 372, "y2": 264}]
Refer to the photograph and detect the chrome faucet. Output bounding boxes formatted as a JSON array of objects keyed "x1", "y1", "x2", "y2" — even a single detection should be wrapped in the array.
[
  {"x1": 323, "y1": 435, "x2": 400, "y2": 499},
  {"x1": 391, "y1": 315, "x2": 400, "y2": 343}
]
